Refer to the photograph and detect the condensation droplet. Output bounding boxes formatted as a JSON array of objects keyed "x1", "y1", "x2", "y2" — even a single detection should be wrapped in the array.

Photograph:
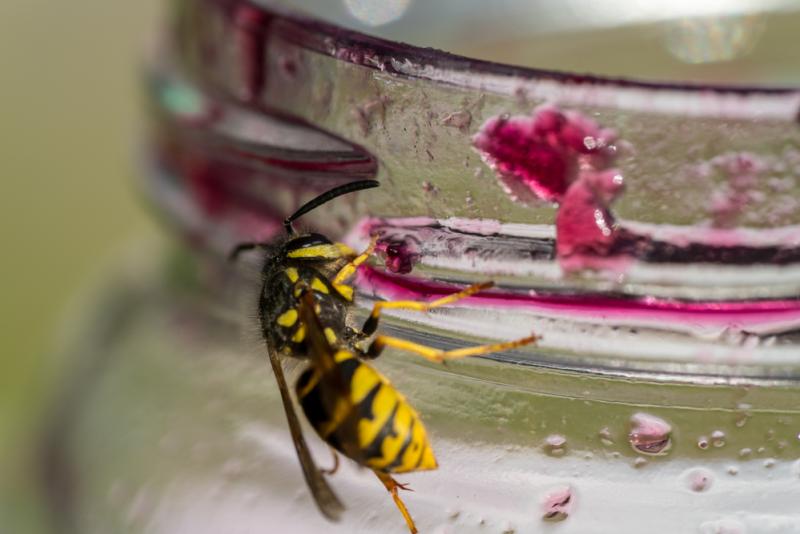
[
  {"x1": 697, "y1": 436, "x2": 710, "y2": 450},
  {"x1": 734, "y1": 413, "x2": 749, "y2": 428},
  {"x1": 727, "y1": 465, "x2": 739, "y2": 476},
  {"x1": 543, "y1": 434, "x2": 567, "y2": 457},
  {"x1": 628, "y1": 413, "x2": 672, "y2": 456},
  {"x1": 683, "y1": 468, "x2": 714, "y2": 492},
  {"x1": 763, "y1": 458, "x2": 776, "y2": 468},
  {"x1": 598, "y1": 426, "x2": 614, "y2": 446},
  {"x1": 739, "y1": 447, "x2": 752, "y2": 458},
  {"x1": 711, "y1": 430, "x2": 727, "y2": 448},
  {"x1": 633, "y1": 457, "x2": 648, "y2": 468}
]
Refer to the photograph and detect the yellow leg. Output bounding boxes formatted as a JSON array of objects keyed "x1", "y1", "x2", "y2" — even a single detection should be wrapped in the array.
[
  {"x1": 361, "y1": 281, "x2": 493, "y2": 336},
  {"x1": 375, "y1": 471, "x2": 417, "y2": 534},
  {"x1": 332, "y1": 235, "x2": 379, "y2": 286},
  {"x1": 366, "y1": 333, "x2": 539, "y2": 364}
]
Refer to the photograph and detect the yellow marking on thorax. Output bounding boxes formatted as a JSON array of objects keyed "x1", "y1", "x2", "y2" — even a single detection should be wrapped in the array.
[
  {"x1": 324, "y1": 328, "x2": 338, "y2": 344},
  {"x1": 285, "y1": 267, "x2": 299, "y2": 283},
  {"x1": 292, "y1": 324, "x2": 306, "y2": 343},
  {"x1": 276, "y1": 309, "x2": 298, "y2": 328},
  {"x1": 333, "y1": 283, "x2": 354, "y2": 301},
  {"x1": 287, "y1": 244, "x2": 343, "y2": 260},
  {"x1": 311, "y1": 277, "x2": 329, "y2": 294},
  {"x1": 334, "y1": 350, "x2": 353, "y2": 363}
]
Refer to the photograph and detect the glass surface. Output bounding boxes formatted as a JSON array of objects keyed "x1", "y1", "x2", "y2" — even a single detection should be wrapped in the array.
[
  {"x1": 48, "y1": 244, "x2": 800, "y2": 533},
  {"x1": 36, "y1": 0, "x2": 800, "y2": 532},
  {"x1": 263, "y1": 0, "x2": 800, "y2": 85}
]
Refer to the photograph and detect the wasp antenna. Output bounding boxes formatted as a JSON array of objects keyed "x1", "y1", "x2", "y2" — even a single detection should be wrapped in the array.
[{"x1": 284, "y1": 180, "x2": 380, "y2": 235}]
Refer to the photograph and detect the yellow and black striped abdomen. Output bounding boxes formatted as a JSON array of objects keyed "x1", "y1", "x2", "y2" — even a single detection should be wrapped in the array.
[{"x1": 296, "y1": 351, "x2": 437, "y2": 474}]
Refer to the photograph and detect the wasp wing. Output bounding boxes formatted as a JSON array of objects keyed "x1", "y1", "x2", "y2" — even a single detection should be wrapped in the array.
[
  {"x1": 297, "y1": 291, "x2": 364, "y2": 463},
  {"x1": 266, "y1": 343, "x2": 345, "y2": 520}
]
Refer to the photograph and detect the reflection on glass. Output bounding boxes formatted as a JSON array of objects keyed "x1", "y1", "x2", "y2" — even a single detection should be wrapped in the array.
[
  {"x1": 343, "y1": 0, "x2": 412, "y2": 27},
  {"x1": 663, "y1": 14, "x2": 766, "y2": 64}
]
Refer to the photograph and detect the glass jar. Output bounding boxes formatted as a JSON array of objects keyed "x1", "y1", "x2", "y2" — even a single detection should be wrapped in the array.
[{"x1": 41, "y1": 1, "x2": 800, "y2": 532}]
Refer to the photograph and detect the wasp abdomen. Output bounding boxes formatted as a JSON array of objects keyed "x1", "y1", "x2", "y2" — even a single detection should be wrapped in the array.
[{"x1": 297, "y1": 352, "x2": 437, "y2": 474}]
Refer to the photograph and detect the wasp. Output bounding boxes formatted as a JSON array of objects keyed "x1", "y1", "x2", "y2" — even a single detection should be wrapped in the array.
[{"x1": 231, "y1": 180, "x2": 538, "y2": 533}]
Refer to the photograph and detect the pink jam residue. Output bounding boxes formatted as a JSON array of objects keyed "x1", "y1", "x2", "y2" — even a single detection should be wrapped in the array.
[
  {"x1": 541, "y1": 485, "x2": 573, "y2": 522},
  {"x1": 474, "y1": 105, "x2": 625, "y2": 273},
  {"x1": 473, "y1": 106, "x2": 618, "y2": 203},
  {"x1": 706, "y1": 151, "x2": 769, "y2": 228}
]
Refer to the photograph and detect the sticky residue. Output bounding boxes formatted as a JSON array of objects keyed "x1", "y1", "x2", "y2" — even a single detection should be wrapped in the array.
[
  {"x1": 541, "y1": 485, "x2": 573, "y2": 522},
  {"x1": 473, "y1": 105, "x2": 625, "y2": 273},
  {"x1": 473, "y1": 106, "x2": 618, "y2": 204}
]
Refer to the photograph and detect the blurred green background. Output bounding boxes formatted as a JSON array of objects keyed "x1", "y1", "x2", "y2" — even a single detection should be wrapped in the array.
[{"x1": 0, "y1": 1, "x2": 161, "y2": 531}]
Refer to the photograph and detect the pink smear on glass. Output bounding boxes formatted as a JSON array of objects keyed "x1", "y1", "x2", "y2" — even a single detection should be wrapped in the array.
[
  {"x1": 358, "y1": 266, "x2": 800, "y2": 331},
  {"x1": 474, "y1": 105, "x2": 624, "y2": 273}
]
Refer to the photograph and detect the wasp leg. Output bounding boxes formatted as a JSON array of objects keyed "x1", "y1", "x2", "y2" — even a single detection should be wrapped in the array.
[
  {"x1": 320, "y1": 447, "x2": 340, "y2": 476},
  {"x1": 228, "y1": 242, "x2": 269, "y2": 261},
  {"x1": 331, "y1": 235, "x2": 379, "y2": 298},
  {"x1": 364, "y1": 333, "x2": 538, "y2": 363},
  {"x1": 374, "y1": 471, "x2": 418, "y2": 534},
  {"x1": 359, "y1": 282, "x2": 493, "y2": 337}
]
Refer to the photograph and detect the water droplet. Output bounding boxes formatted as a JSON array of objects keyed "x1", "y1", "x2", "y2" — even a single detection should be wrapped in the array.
[
  {"x1": 697, "y1": 436, "x2": 710, "y2": 450},
  {"x1": 543, "y1": 434, "x2": 567, "y2": 457},
  {"x1": 711, "y1": 430, "x2": 727, "y2": 448},
  {"x1": 734, "y1": 413, "x2": 749, "y2": 428},
  {"x1": 628, "y1": 413, "x2": 672, "y2": 456},
  {"x1": 633, "y1": 457, "x2": 648, "y2": 468},
  {"x1": 598, "y1": 426, "x2": 614, "y2": 446},
  {"x1": 541, "y1": 485, "x2": 573, "y2": 522},
  {"x1": 739, "y1": 447, "x2": 752, "y2": 458},
  {"x1": 683, "y1": 468, "x2": 714, "y2": 492},
  {"x1": 727, "y1": 466, "x2": 739, "y2": 476},
  {"x1": 763, "y1": 458, "x2": 776, "y2": 468}
]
